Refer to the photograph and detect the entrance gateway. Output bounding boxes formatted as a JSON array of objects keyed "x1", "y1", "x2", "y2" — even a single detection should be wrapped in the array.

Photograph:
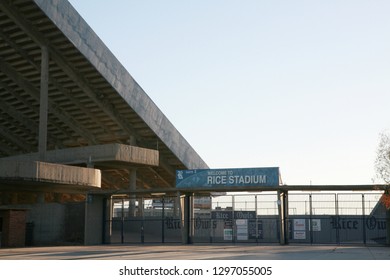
[
  {"x1": 175, "y1": 167, "x2": 288, "y2": 244},
  {"x1": 104, "y1": 168, "x2": 389, "y2": 245}
]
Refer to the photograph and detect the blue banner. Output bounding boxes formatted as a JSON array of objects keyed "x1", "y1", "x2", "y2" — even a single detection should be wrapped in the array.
[{"x1": 176, "y1": 167, "x2": 279, "y2": 189}]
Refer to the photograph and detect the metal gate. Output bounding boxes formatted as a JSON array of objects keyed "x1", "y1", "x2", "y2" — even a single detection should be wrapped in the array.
[
  {"x1": 287, "y1": 192, "x2": 387, "y2": 245},
  {"x1": 105, "y1": 196, "x2": 182, "y2": 244},
  {"x1": 104, "y1": 192, "x2": 387, "y2": 245},
  {"x1": 192, "y1": 193, "x2": 280, "y2": 243}
]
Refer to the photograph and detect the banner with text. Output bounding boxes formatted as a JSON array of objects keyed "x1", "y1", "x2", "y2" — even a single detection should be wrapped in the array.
[{"x1": 176, "y1": 167, "x2": 279, "y2": 189}]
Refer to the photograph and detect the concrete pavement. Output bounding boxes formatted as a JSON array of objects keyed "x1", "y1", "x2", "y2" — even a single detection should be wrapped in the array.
[{"x1": 0, "y1": 244, "x2": 389, "y2": 260}]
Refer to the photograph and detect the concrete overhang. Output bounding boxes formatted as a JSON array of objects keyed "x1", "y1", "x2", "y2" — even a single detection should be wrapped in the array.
[
  {"x1": 0, "y1": 144, "x2": 159, "y2": 169},
  {"x1": 0, "y1": 160, "x2": 101, "y2": 193},
  {"x1": 0, "y1": 0, "x2": 208, "y2": 191}
]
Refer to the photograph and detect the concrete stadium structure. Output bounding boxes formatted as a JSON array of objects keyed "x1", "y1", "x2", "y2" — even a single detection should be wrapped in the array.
[
  {"x1": 0, "y1": 0, "x2": 389, "y2": 248},
  {"x1": 0, "y1": 0, "x2": 209, "y2": 247}
]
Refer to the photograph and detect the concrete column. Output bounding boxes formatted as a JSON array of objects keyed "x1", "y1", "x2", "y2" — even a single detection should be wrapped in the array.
[
  {"x1": 278, "y1": 190, "x2": 288, "y2": 245},
  {"x1": 181, "y1": 194, "x2": 194, "y2": 244},
  {"x1": 39, "y1": 46, "x2": 49, "y2": 161},
  {"x1": 128, "y1": 168, "x2": 137, "y2": 217},
  {"x1": 86, "y1": 156, "x2": 94, "y2": 168},
  {"x1": 84, "y1": 195, "x2": 104, "y2": 245},
  {"x1": 128, "y1": 136, "x2": 137, "y2": 146},
  {"x1": 174, "y1": 192, "x2": 180, "y2": 218},
  {"x1": 105, "y1": 197, "x2": 113, "y2": 244},
  {"x1": 137, "y1": 198, "x2": 143, "y2": 217}
]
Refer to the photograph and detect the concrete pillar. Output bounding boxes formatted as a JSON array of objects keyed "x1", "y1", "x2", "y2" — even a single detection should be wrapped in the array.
[
  {"x1": 137, "y1": 198, "x2": 143, "y2": 217},
  {"x1": 86, "y1": 156, "x2": 94, "y2": 168},
  {"x1": 181, "y1": 194, "x2": 194, "y2": 244},
  {"x1": 39, "y1": 46, "x2": 49, "y2": 161},
  {"x1": 128, "y1": 168, "x2": 137, "y2": 217},
  {"x1": 278, "y1": 190, "x2": 288, "y2": 245},
  {"x1": 174, "y1": 192, "x2": 180, "y2": 218},
  {"x1": 105, "y1": 197, "x2": 113, "y2": 244},
  {"x1": 84, "y1": 195, "x2": 104, "y2": 245},
  {"x1": 128, "y1": 136, "x2": 137, "y2": 146}
]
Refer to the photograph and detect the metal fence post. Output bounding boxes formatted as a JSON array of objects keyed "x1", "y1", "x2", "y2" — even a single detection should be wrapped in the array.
[
  {"x1": 121, "y1": 199, "x2": 124, "y2": 244},
  {"x1": 335, "y1": 194, "x2": 340, "y2": 245},
  {"x1": 362, "y1": 194, "x2": 366, "y2": 244},
  {"x1": 309, "y1": 194, "x2": 313, "y2": 244},
  {"x1": 162, "y1": 197, "x2": 165, "y2": 243}
]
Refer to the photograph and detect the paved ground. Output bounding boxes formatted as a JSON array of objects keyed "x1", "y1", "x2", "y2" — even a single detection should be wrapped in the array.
[{"x1": 0, "y1": 244, "x2": 389, "y2": 260}]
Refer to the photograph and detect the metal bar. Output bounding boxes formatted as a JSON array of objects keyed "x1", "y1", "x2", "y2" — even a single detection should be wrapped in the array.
[
  {"x1": 95, "y1": 185, "x2": 390, "y2": 197},
  {"x1": 362, "y1": 194, "x2": 366, "y2": 245},
  {"x1": 335, "y1": 194, "x2": 340, "y2": 245},
  {"x1": 162, "y1": 197, "x2": 165, "y2": 243},
  {"x1": 309, "y1": 194, "x2": 313, "y2": 244},
  {"x1": 121, "y1": 199, "x2": 124, "y2": 244},
  {"x1": 232, "y1": 195, "x2": 235, "y2": 244}
]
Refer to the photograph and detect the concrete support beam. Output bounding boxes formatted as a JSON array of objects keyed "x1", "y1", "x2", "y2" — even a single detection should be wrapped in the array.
[
  {"x1": 128, "y1": 169, "x2": 137, "y2": 191},
  {"x1": 0, "y1": 57, "x2": 98, "y2": 145},
  {"x1": 39, "y1": 46, "x2": 49, "y2": 161},
  {"x1": 128, "y1": 168, "x2": 137, "y2": 217}
]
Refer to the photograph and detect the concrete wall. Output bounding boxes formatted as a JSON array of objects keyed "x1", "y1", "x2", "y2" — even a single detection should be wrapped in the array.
[
  {"x1": 65, "y1": 203, "x2": 85, "y2": 243},
  {"x1": 84, "y1": 195, "x2": 104, "y2": 245},
  {"x1": 27, "y1": 203, "x2": 66, "y2": 245},
  {"x1": 25, "y1": 202, "x2": 85, "y2": 246},
  {"x1": 0, "y1": 201, "x2": 96, "y2": 246},
  {"x1": 0, "y1": 202, "x2": 87, "y2": 247}
]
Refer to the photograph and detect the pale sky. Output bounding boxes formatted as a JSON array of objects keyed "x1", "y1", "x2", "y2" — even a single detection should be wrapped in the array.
[{"x1": 68, "y1": 0, "x2": 390, "y2": 185}]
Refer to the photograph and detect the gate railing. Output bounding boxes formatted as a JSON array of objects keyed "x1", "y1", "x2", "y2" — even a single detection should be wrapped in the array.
[{"x1": 104, "y1": 192, "x2": 387, "y2": 245}]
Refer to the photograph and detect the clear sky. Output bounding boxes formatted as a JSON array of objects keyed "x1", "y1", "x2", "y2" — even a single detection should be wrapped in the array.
[{"x1": 68, "y1": 0, "x2": 390, "y2": 185}]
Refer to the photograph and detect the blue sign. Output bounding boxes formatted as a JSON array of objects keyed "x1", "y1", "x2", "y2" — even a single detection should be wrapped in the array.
[{"x1": 176, "y1": 167, "x2": 279, "y2": 189}]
